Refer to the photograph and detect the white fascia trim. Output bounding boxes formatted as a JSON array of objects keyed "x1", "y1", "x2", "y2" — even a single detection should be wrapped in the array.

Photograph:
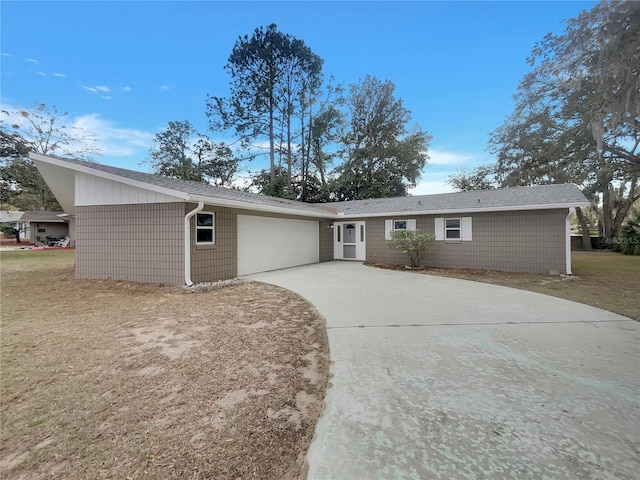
[
  {"x1": 187, "y1": 194, "x2": 337, "y2": 219},
  {"x1": 30, "y1": 153, "x2": 189, "y2": 201},
  {"x1": 337, "y1": 202, "x2": 590, "y2": 218}
]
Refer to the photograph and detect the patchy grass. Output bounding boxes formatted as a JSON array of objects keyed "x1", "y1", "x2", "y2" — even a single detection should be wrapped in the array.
[
  {"x1": 0, "y1": 249, "x2": 76, "y2": 272},
  {"x1": 1, "y1": 250, "x2": 329, "y2": 479},
  {"x1": 369, "y1": 250, "x2": 640, "y2": 321}
]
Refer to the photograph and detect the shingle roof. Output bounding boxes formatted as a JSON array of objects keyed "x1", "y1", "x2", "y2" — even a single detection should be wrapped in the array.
[
  {"x1": 330, "y1": 183, "x2": 589, "y2": 216},
  {"x1": 20, "y1": 211, "x2": 67, "y2": 222},
  {"x1": 46, "y1": 156, "x2": 339, "y2": 216},
  {"x1": 31, "y1": 154, "x2": 589, "y2": 217},
  {"x1": 0, "y1": 211, "x2": 25, "y2": 223}
]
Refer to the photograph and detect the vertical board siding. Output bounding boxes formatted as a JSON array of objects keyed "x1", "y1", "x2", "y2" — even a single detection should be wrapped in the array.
[
  {"x1": 319, "y1": 221, "x2": 334, "y2": 262},
  {"x1": 76, "y1": 203, "x2": 184, "y2": 285},
  {"x1": 189, "y1": 205, "x2": 237, "y2": 283},
  {"x1": 75, "y1": 172, "x2": 181, "y2": 206},
  {"x1": 361, "y1": 209, "x2": 568, "y2": 274}
]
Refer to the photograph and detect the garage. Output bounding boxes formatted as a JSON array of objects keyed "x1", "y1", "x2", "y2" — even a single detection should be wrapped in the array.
[{"x1": 237, "y1": 214, "x2": 319, "y2": 276}]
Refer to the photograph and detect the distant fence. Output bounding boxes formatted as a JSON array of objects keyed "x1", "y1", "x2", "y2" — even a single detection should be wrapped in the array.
[{"x1": 571, "y1": 235, "x2": 605, "y2": 250}]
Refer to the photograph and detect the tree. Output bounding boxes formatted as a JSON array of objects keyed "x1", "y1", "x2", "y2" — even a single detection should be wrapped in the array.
[
  {"x1": 207, "y1": 24, "x2": 323, "y2": 190},
  {"x1": 334, "y1": 76, "x2": 431, "y2": 200},
  {"x1": 615, "y1": 207, "x2": 640, "y2": 255},
  {"x1": 447, "y1": 164, "x2": 498, "y2": 191},
  {"x1": 298, "y1": 78, "x2": 345, "y2": 202},
  {"x1": 0, "y1": 224, "x2": 23, "y2": 243},
  {"x1": 1, "y1": 103, "x2": 100, "y2": 211},
  {"x1": 250, "y1": 167, "x2": 296, "y2": 200},
  {"x1": 386, "y1": 229, "x2": 436, "y2": 268},
  {"x1": 147, "y1": 120, "x2": 239, "y2": 186},
  {"x1": 456, "y1": 1, "x2": 639, "y2": 243}
]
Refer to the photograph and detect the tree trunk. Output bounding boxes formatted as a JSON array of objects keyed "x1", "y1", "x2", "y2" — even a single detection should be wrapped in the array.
[
  {"x1": 286, "y1": 107, "x2": 292, "y2": 188},
  {"x1": 269, "y1": 101, "x2": 275, "y2": 183},
  {"x1": 601, "y1": 184, "x2": 614, "y2": 241},
  {"x1": 612, "y1": 177, "x2": 638, "y2": 237},
  {"x1": 575, "y1": 207, "x2": 592, "y2": 250}
]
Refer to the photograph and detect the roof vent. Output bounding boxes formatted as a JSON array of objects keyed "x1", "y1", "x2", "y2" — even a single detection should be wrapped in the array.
[
  {"x1": 477, "y1": 199, "x2": 481, "y2": 203},
  {"x1": 418, "y1": 200, "x2": 422, "y2": 205}
]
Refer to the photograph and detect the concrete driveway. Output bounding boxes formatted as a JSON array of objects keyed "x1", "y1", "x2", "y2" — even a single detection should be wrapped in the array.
[{"x1": 249, "y1": 262, "x2": 640, "y2": 480}]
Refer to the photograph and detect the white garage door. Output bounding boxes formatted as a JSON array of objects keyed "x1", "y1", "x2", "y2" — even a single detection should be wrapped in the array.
[{"x1": 237, "y1": 215, "x2": 319, "y2": 275}]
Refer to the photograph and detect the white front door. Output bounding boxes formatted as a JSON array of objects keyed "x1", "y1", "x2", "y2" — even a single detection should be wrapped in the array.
[{"x1": 334, "y1": 221, "x2": 366, "y2": 261}]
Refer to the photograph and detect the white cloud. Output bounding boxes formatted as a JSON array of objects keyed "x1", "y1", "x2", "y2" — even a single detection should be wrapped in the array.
[
  {"x1": 159, "y1": 85, "x2": 173, "y2": 92},
  {"x1": 25, "y1": 58, "x2": 39, "y2": 63},
  {"x1": 53, "y1": 73, "x2": 66, "y2": 78},
  {"x1": 2, "y1": 105, "x2": 153, "y2": 159},
  {"x1": 82, "y1": 85, "x2": 111, "y2": 95},
  {"x1": 122, "y1": 86, "x2": 132, "y2": 92},
  {"x1": 2, "y1": 53, "x2": 13, "y2": 57},
  {"x1": 72, "y1": 113, "x2": 155, "y2": 157},
  {"x1": 406, "y1": 148, "x2": 485, "y2": 196},
  {"x1": 36, "y1": 71, "x2": 46, "y2": 76},
  {"x1": 427, "y1": 148, "x2": 478, "y2": 165},
  {"x1": 408, "y1": 181, "x2": 455, "y2": 196}
]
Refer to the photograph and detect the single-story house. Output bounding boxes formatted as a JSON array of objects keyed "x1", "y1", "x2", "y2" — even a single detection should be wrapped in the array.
[
  {"x1": 30, "y1": 152, "x2": 589, "y2": 285},
  {"x1": 19, "y1": 210, "x2": 70, "y2": 245},
  {"x1": 0, "y1": 211, "x2": 29, "y2": 241}
]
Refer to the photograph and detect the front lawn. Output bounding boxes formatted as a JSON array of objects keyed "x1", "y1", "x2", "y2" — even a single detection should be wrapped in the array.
[
  {"x1": 0, "y1": 250, "x2": 329, "y2": 479},
  {"x1": 419, "y1": 250, "x2": 639, "y2": 320}
]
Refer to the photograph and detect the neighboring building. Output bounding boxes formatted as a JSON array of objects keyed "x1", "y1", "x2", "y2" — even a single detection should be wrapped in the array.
[
  {"x1": 31, "y1": 153, "x2": 590, "y2": 285},
  {"x1": 19, "y1": 210, "x2": 70, "y2": 245},
  {"x1": 0, "y1": 211, "x2": 29, "y2": 241}
]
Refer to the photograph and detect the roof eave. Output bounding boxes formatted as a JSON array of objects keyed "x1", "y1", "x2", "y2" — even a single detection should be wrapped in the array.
[
  {"x1": 29, "y1": 153, "x2": 190, "y2": 201},
  {"x1": 187, "y1": 194, "x2": 337, "y2": 219},
  {"x1": 336, "y1": 202, "x2": 590, "y2": 218}
]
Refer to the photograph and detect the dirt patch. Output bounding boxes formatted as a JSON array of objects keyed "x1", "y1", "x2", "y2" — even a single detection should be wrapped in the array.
[{"x1": 0, "y1": 252, "x2": 330, "y2": 479}]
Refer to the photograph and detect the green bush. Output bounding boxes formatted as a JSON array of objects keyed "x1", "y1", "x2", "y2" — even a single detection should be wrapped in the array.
[
  {"x1": 386, "y1": 229, "x2": 436, "y2": 268},
  {"x1": 616, "y1": 208, "x2": 640, "y2": 255}
]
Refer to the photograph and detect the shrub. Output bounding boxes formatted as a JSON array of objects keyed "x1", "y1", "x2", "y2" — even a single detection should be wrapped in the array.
[
  {"x1": 386, "y1": 229, "x2": 436, "y2": 268},
  {"x1": 616, "y1": 208, "x2": 640, "y2": 255}
]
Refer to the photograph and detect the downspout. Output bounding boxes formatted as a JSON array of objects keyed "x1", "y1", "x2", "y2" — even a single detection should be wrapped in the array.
[
  {"x1": 565, "y1": 208, "x2": 573, "y2": 276},
  {"x1": 184, "y1": 201, "x2": 204, "y2": 286}
]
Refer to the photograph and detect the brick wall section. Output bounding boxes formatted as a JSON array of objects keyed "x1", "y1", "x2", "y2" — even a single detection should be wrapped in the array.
[
  {"x1": 359, "y1": 208, "x2": 568, "y2": 274},
  {"x1": 76, "y1": 203, "x2": 184, "y2": 284},
  {"x1": 319, "y1": 220, "x2": 334, "y2": 262},
  {"x1": 188, "y1": 204, "x2": 237, "y2": 283}
]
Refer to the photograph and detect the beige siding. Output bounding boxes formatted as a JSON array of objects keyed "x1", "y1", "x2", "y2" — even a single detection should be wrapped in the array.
[
  {"x1": 358, "y1": 209, "x2": 568, "y2": 274},
  {"x1": 189, "y1": 205, "x2": 237, "y2": 283},
  {"x1": 319, "y1": 220, "x2": 334, "y2": 262},
  {"x1": 76, "y1": 203, "x2": 184, "y2": 285}
]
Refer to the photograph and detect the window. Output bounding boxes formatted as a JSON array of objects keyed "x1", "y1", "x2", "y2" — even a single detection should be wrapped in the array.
[
  {"x1": 196, "y1": 212, "x2": 215, "y2": 244},
  {"x1": 445, "y1": 218, "x2": 461, "y2": 239},
  {"x1": 385, "y1": 219, "x2": 416, "y2": 240},
  {"x1": 394, "y1": 220, "x2": 407, "y2": 230}
]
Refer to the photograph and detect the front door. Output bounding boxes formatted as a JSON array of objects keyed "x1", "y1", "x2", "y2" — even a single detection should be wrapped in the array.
[{"x1": 334, "y1": 221, "x2": 366, "y2": 260}]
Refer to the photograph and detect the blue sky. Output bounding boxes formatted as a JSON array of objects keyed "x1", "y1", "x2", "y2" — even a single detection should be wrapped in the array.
[{"x1": 1, "y1": 0, "x2": 595, "y2": 194}]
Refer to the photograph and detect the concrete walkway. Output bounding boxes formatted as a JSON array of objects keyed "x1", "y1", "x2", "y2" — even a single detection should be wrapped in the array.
[{"x1": 249, "y1": 262, "x2": 640, "y2": 480}]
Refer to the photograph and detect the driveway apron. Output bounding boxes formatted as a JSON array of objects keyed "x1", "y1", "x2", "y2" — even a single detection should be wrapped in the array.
[{"x1": 249, "y1": 262, "x2": 640, "y2": 480}]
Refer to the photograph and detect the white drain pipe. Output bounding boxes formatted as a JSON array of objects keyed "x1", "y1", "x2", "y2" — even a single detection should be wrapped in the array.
[
  {"x1": 184, "y1": 201, "x2": 204, "y2": 286},
  {"x1": 565, "y1": 208, "x2": 573, "y2": 276}
]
